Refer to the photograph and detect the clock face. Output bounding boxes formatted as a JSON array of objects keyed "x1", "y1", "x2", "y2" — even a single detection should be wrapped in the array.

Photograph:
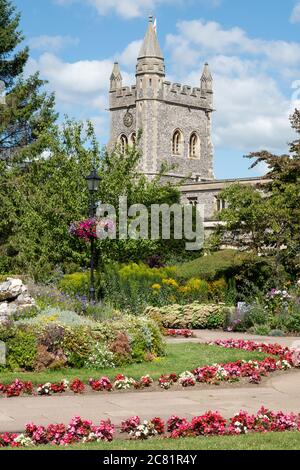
[{"x1": 124, "y1": 111, "x2": 133, "y2": 128}]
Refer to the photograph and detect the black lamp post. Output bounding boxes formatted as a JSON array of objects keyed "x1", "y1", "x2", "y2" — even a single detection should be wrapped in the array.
[{"x1": 86, "y1": 168, "x2": 101, "y2": 302}]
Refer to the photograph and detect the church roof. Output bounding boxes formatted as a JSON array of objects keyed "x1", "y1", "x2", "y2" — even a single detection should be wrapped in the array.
[{"x1": 138, "y1": 16, "x2": 163, "y2": 59}]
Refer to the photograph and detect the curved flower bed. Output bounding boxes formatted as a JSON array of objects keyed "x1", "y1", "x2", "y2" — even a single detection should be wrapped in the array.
[
  {"x1": 1, "y1": 408, "x2": 300, "y2": 447},
  {"x1": 0, "y1": 341, "x2": 299, "y2": 398},
  {"x1": 167, "y1": 329, "x2": 194, "y2": 338},
  {"x1": 210, "y1": 339, "x2": 293, "y2": 359}
]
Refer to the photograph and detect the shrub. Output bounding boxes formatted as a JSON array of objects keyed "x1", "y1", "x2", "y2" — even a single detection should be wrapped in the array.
[
  {"x1": 250, "y1": 324, "x2": 271, "y2": 336},
  {"x1": 285, "y1": 313, "x2": 300, "y2": 333},
  {"x1": 145, "y1": 303, "x2": 229, "y2": 330},
  {"x1": 16, "y1": 308, "x2": 96, "y2": 327},
  {"x1": 6, "y1": 329, "x2": 38, "y2": 371},
  {"x1": 177, "y1": 250, "x2": 245, "y2": 281},
  {"x1": 62, "y1": 326, "x2": 93, "y2": 368},
  {"x1": 243, "y1": 303, "x2": 268, "y2": 329},
  {"x1": 58, "y1": 272, "x2": 90, "y2": 296},
  {"x1": 208, "y1": 279, "x2": 227, "y2": 302},
  {"x1": 84, "y1": 343, "x2": 116, "y2": 369},
  {"x1": 2, "y1": 311, "x2": 165, "y2": 371},
  {"x1": 108, "y1": 333, "x2": 131, "y2": 365}
]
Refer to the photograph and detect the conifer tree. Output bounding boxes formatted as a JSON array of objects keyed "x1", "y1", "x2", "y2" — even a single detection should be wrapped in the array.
[{"x1": 0, "y1": 0, "x2": 57, "y2": 160}]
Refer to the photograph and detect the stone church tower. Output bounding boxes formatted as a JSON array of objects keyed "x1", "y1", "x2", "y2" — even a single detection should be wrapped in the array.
[{"x1": 109, "y1": 16, "x2": 215, "y2": 182}]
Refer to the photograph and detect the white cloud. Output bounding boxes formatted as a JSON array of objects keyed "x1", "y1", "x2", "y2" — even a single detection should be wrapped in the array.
[
  {"x1": 28, "y1": 35, "x2": 79, "y2": 52},
  {"x1": 167, "y1": 20, "x2": 300, "y2": 68},
  {"x1": 55, "y1": 0, "x2": 176, "y2": 19},
  {"x1": 55, "y1": 0, "x2": 221, "y2": 19},
  {"x1": 166, "y1": 20, "x2": 298, "y2": 154},
  {"x1": 118, "y1": 39, "x2": 143, "y2": 67},
  {"x1": 290, "y1": 3, "x2": 300, "y2": 23},
  {"x1": 24, "y1": 45, "x2": 133, "y2": 137}
]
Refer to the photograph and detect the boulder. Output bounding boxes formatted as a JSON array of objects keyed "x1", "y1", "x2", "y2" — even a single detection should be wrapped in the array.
[
  {"x1": 0, "y1": 278, "x2": 25, "y2": 301},
  {"x1": 0, "y1": 278, "x2": 36, "y2": 322}
]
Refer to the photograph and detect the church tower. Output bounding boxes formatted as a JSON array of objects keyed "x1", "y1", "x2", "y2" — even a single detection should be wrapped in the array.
[{"x1": 108, "y1": 17, "x2": 215, "y2": 182}]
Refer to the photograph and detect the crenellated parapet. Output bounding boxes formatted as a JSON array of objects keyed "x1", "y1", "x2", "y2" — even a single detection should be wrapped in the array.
[
  {"x1": 109, "y1": 85, "x2": 137, "y2": 109},
  {"x1": 163, "y1": 81, "x2": 213, "y2": 110}
]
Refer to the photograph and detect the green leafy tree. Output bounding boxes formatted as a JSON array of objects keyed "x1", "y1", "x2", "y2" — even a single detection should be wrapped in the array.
[
  {"x1": 2, "y1": 120, "x2": 187, "y2": 280},
  {"x1": 215, "y1": 109, "x2": 300, "y2": 280}
]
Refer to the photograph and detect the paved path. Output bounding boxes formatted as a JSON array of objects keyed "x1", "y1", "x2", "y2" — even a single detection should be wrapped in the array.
[
  {"x1": 1, "y1": 331, "x2": 299, "y2": 433},
  {"x1": 0, "y1": 370, "x2": 300, "y2": 433},
  {"x1": 167, "y1": 329, "x2": 300, "y2": 348}
]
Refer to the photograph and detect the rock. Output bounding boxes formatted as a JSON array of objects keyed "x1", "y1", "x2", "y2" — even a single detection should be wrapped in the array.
[
  {"x1": 0, "y1": 278, "x2": 25, "y2": 301},
  {"x1": 0, "y1": 278, "x2": 36, "y2": 322},
  {"x1": 0, "y1": 302, "x2": 9, "y2": 317}
]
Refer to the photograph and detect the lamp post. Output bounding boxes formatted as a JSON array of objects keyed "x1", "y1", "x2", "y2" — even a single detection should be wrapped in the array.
[{"x1": 86, "y1": 169, "x2": 101, "y2": 303}]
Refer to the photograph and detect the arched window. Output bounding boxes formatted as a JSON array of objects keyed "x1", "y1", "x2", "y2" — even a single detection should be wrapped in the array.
[
  {"x1": 189, "y1": 132, "x2": 200, "y2": 159},
  {"x1": 119, "y1": 134, "x2": 128, "y2": 154},
  {"x1": 172, "y1": 129, "x2": 183, "y2": 156},
  {"x1": 129, "y1": 132, "x2": 136, "y2": 147}
]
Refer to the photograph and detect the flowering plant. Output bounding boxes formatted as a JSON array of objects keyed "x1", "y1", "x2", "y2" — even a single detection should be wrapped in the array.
[
  {"x1": 178, "y1": 371, "x2": 196, "y2": 387},
  {"x1": 1, "y1": 379, "x2": 33, "y2": 398},
  {"x1": 69, "y1": 218, "x2": 97, "y2": 241},
  {"x1": 159, "y1": 373, "x2": 178, "y2": 390},
  {"x1": 291, "y1": 349, "x2": 300, "y2": 367},
  {"x1": 167, "y1": 329, "x2": 194, "y2": 338},
  {"x1": 70, "y1": 379, "x2": 85, "y2": 394},
  {"x1": 37, "y1": 380, "x2": 69, "y2": 396},
  {"x1": 37, "y1": 383, "x2": 52, "y2": 396},
  {"x1": 140, "y1": 375, "x2": 153, "y2": 388},
  {"x1": 69, "y1": 218, "x2": 115, "y2": 242},
  {"x1": 113, "y1": 374, "x2": 134, "y2": 390},
  {"x1": 129, "y1": 420, "x2": 158, "y2": 440},
  {"x1": 89, "y1": 377, "x2": 112, "y2": 392},
  {"x1": 121, "y1": 416, "x2": 141, "y2": 434}
]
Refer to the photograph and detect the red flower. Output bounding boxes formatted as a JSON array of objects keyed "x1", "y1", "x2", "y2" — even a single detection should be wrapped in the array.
[{"x1": 70, "y1": 379, "x2": 85, "y2": 394}]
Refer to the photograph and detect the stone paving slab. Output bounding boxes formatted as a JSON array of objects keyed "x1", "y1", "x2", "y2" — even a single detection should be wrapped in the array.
[{"x1": 0, "y1": 370, "x2": 300, "y2": 433}]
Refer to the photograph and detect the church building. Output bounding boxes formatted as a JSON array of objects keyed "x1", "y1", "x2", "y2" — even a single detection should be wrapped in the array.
[{"x1": 108, "y1": 16, "x2": 265, "y2": 231}]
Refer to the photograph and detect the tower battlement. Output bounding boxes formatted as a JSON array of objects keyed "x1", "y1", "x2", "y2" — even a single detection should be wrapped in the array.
[
  {"x1": 163, "y1": 81, "x2": 212, "y2": 109},
  {"x1": 109, "y1": 86, "x2": 137, "y2": 109}
]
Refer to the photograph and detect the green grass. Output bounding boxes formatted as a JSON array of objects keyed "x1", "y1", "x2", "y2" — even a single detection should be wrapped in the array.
[
  {"x1": 6, "y1": 432, "x2": 300, "y2": 451},
  {"x1": 0, "y1": 343, "x2": 269, "y2": 385}
]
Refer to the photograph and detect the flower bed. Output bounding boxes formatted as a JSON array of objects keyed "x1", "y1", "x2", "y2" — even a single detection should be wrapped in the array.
[
  {"x1": 1, "y1": 340, "x2": 299, "y2": 398},
  {"x1": 166, "y1": 329, "x2": 194, "y2": 338},
  {"x1": 1, "y1": 408, "x2": 300, "y2": 447}
]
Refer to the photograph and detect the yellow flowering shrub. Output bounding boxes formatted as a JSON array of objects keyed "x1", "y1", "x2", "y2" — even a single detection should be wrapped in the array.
[
  {"x1": 151, "y1": 283, "x2": 162, "y2": 290},
  {"x1": 162, "y1": 278, "x2": 179, "y2": 288},
  {"x1": 208, "y1": 278, "x2": 227, "y2": 302},
  {"x1": 186, "y1": 278, "x2": 209, "y2": 292}
]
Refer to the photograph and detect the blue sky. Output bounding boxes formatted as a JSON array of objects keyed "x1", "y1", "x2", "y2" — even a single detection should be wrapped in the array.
[{"x1": 15, "y1": 0, "x2": 300, "y2": 178}]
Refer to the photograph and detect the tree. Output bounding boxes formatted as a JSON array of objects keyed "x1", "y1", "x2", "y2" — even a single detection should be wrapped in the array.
[
  {"x1": 0, "y1": 0, "x2": 57, "y2": 274},
  {"x1": 0, "y1": 119, "x2": 186, "y2": 280},
  {"x1": 215, "y1": 110, "x2": 300, "y2": 281},
  {"x1": 0, "y1": 0, "x2": 57, "y2": 160}
]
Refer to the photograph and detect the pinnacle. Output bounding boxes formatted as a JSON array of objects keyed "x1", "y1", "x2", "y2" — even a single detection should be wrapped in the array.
[{"x1": 138, "y1": 18, "x2": 163, "y2": 59}]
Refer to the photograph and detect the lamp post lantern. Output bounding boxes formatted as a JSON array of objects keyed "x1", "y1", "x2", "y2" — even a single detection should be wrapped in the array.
[{"x1": 86, "y1": 169, "x2": 101, "y2": 302}]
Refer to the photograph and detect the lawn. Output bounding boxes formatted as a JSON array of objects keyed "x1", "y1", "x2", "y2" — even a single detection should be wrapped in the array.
[
  {"x1": 0, "y1": 343, "x2": 269, "y2": 385},
  {"x1": 6, "y1": 432, "x2": 300, "y2": 451}
]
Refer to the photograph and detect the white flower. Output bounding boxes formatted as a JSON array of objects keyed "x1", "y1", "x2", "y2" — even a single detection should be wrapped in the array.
[{"x1": 14, "y1": 434, "x2": 34, "y2": 447}]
